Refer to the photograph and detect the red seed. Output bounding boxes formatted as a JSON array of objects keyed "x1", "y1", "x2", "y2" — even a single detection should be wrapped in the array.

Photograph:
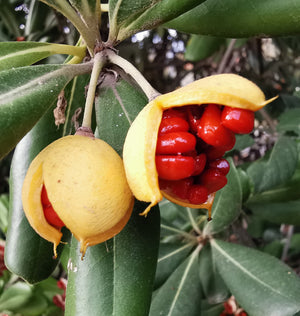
[
  {"x1": 199, "y1": 168, "x2": 227, "y2": 194},
  {"x1": 156, "y1": 155, "x2": 195, "y2": 180},
  {"x1": 43, "y1": 205, "x2": 65, "y2": 228},
  {"x1": 171, "y1": 177, "x2": 194, "y2": 200},
  {"x1": 41, "y1": 185, "x2": 51, "y2": 207},
  {"x1": 41, "y1": 185, "x2": 65, "y2": 228},
  {"x1": 158, "y1": 117, "x2": 189, "y2": 135},
  {"x1": 209, "y1": 158, "x2": 230, "y2": 175},
  {"x1": 156, "y1": 132, "x2": 196, "y2": 154},
  {"x1": 193, "y1": 154, "x2": 207, "y2": 175},
  {"x1": 188, "y1": 185, "x2": 208, "y2": 204},
  {"x1": 205, "y1": 146, "x2": 227, "y2": 160},
  {"x1": 197, "y1": 104, "x2": 236, "y2": 149},
  {"x1": 162, "y1": 108, "x2": 187, "y2": 120},
  {"x1": 186, "y1": 105, "x2": 203, "y2": 134},
  {"x1": 221, "y1": 106, "x2": 255, "y2": 134}
]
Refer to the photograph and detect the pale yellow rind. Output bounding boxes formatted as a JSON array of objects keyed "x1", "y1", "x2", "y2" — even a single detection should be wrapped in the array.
[
  {"x1": 156, "y1": 73, "x2": 277, "y2": 111},
  {"x1": 123, "y1": 74, "x2": 276, "y2": 214},
  {"x1": 22, "y1": 135, "x2": 134, "y2": 256},
  {"x1": 123, "y1": 101, "x2": 163, "y2": 208},
  {"x1": 22, "y1": 151, "x2": 62, "y2": 258}
]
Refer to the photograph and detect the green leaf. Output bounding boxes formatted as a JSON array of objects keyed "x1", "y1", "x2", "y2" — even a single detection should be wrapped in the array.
[
  {"x1": 4, "y1": 108, "x2": 64, "y2": 284},
  {"x1": 150, "y1": 246, "x2": 202, "y2": 316},
  {"x1": 198, "y1": 245, "x2": 229, "y2": 304},
  {"x1": 166, "y1": 0, "x2": 300, "y2": 38},
  {"x1": 247, "y1": 136, "x2": 298, "y2": 193},
  {"x1": 69, "y1": 0, "x2": 101, "y2": 37},
  {"x1": 246, "y1": 200, "x2": 300, "y2": 225},
  {"x1": 65, "y1": 202, "x2": 160, "y2": 316},
  {"x1": 14, "y1": 293, "x2": 48, "y2": 316},
  {"x1": 277, "y1": 108, "x2": 300, "y2": 135},
  {"x1": 0, "y1": 282, "x2": 32, "y2": 311},
  {"x1": 185, "y1": 35, "x2": 225, "y2": 62},
  {"x1": 4, "y1": 74, "x2": 86, "y2": 283},
  {"x1": 0, "y1": 42, "x2": 86, "y2": 71},
  {"x1": 0, "y1": 194, "x2": 8, "y2": 233},
  {"x1": 109, "y1": 0, "x2": 207, "y2": 42},
  {"x1": 203, "y1": 158, "x2": 242, "y2": 235},
  {"x1": 0, "y1": 62, "x2": 92, "y2": 160},
  {"x1": 154, "y1": 242, "x2": 194, "y2": 289},
  {"x1": 201, "y1": 301, "x2": 224, "y2": 316},
  {"x1": 246, "y1": 166, "x2": 300, "y2": 204},
  {"x1": 95, "y1": 71, "x2": 148, "y2": 155},
  {"x1": 211, "y1": 239, "x2": 300, "y2": 316}
]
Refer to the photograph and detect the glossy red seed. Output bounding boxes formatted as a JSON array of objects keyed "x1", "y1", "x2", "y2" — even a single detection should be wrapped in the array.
[
  {"x1": 188, "y1": 185, "x2": 208, "y2": 204},
  {"x1": 156, "y1": 132, "x2": 196, "y2": 154},
  {"x1": 205, "y1": 146, "x2": 226, "y2": 161},
  {"x1": 41, "y1": 185, "x2": 51, "y2": 207},
  {"x1": 156, "y1": 155, "x2": 195, "y2": 180},
  {"x1": 197, "y1": 104, "x2": 236, "y2": 149},
  {"x1": 171, "y1": 177, "x2": 194, "y2": 200},
  {"x1": 209, "y1": 158, "x2": 230, "y2": 175},
  {"x1": 221, "y1": 106, "x2": 255, "y2": 134},
  {"x1": 193, "y1": 153, "x2": 207, "y2": 175},
  {"x1": 43, "y1": 205, "x2": 65, "y2": 228},
  {"x1": 186, "y1": 105, "x2": 203, "y2": 134},
  {"x1": 162, "y1": 108, "x2": 187, "y2": 120},
  {"x1": 158, "y1": 117, "x2": 189, "y2": 135},
  {"x1": 41, "y1": 185, "x2": 65, "y2": 228},
  {"x1": 200, "y1": 168, "x2": 227, "y2": 194}
]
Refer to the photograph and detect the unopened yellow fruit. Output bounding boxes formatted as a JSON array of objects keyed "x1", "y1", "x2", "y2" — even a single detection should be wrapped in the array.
[
  {"x1": 22, "y1": 135, "x2": 134, "y2": 257},
  {"x1": 123, "y1": 74, "x2": 276, "y2": 216}
]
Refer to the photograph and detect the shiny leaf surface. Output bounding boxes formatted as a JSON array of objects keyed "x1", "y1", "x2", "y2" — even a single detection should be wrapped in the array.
[
  {"x1": 109, "y1": 0, "x2": 206, "y2": 42},
  {"x1": 211, "y1": 239, "x2": 300, "y2": 316},
  {"x1": 0, "y1": 42, "x2": 86, "y2": 71},
  {"x1": 0, "y1": 62, "x2": 92, "y2": 160},
  {"x1": 247, "y1": 136, "x2": 298, "y2": 193},
  {"x1": 166, "y1": 0, "x2": 300, "y2": 38}
]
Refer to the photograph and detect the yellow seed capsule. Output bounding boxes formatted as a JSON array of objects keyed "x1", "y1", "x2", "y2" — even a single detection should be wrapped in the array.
[
  {"x1": 123, "y1": 74, "x2": 277, "y2": 217},
  {"x1": 22, "y1": 135, "x2": 134, "y2": 257}
]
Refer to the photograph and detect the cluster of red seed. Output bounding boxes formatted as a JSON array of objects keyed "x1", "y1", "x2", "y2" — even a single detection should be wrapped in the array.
[
  {"x1": 41, "y1": 185, "x2": 65, "y2": 228},
  {"x1": 156, "y1": 104, "x2": 254, "y2": 205}
]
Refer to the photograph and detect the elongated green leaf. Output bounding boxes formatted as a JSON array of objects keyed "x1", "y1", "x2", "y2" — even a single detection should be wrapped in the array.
[
  {"x1": 247, "y1": 136, "x2": 298, "y2": 193},
  {"x1": 109, "y1": 0, "x2": 206, "y2": 42},
  {"x1": 277, "y1": 108, "x2": 300, "y2": 134},
  {"x1": 211, "y1": 239, "x2": 300, "y2": 316},
  {"x1": 66, "y1": 71, "x2": 160, "y2": 316},
  {"x1": 65, "y1": 202, "x2": 160, "y2": 316},
  {"x1": 198, "y1": 245, "x2": 229, "y2": 304},
  {"x1": 166, "y1": 0, "x2": 300, "y2": 38},
  {"x1": 0, "y1": 62, "x2": 92, "y2": 160},
  {"x1": 150, "y1": 246, "x2": 202, "y2": 316},
  {"x1": 95, "y1": 71, "x2": 148, "y2": 155},
  {"x1": 185, "y1": 35, "x2": 225, "y2": 62},
  {"x1": 5, "y1": 109, "x2": 64, "y2": 284},
  {"x1": 246, "y1": 200, "x2": 300, "y2": 225},
  {"x1": 69, "y1": 0, "x2": 101, "y2": 36},
  {"x1": 0, "y1": 42, "x2": 86, "y2": 72},
  {"x1": 14, "y1": 293, "x2": 48, "y2": 316},
  {"x1": 4, "y1": 75, "x2": 87, "y2": 283},
  {"x1": 203, "y1": 159, "x2": 242, "y2": 235},
  {"x1": 0, "y1": 282, "x2": 32, "y2": 311},
  {"x1": 154, "y1": 242, "x2": 194, "y2": 289},
  {"x1": 247, "y1": 166, "x2": 300, "y2": 204}
]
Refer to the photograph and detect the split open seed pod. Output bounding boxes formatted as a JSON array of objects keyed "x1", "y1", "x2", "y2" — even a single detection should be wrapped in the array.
[
  {"x1": 123, "y1": 74, "x2": 276, "y2": 216},
  {"x1": 22, "y1": 135, "x2": 134, "y2": 257}
]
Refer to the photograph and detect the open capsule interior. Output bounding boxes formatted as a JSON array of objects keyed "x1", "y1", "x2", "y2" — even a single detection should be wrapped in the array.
[{"x1": 155, "y1": 104, "x2": 254, "y2": 218}]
